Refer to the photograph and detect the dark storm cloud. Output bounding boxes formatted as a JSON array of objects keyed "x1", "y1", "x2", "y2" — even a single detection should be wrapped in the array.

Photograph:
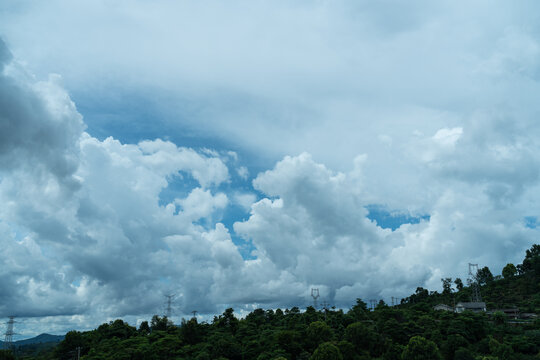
[
  {"x1": 0, "y1": 37, "x2": 84, "y2": 186},
  {"x1": 0, "y1": 38, "x2": 12, "y2": 68}
]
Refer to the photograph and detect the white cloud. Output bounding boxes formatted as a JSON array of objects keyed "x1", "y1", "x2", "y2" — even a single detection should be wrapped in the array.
[
  {"x1": 432, "y1": 127, "x2": 463, "y2": 148},
  {"x1": 232, "y1": 192, "x2": 256, "y2": 212},
  {"x1": 175, "y1": 187, "x2": 228, "y2": 221},
  {"x1": 235, "y1": 152, "x2": 538, "y2": 309},
  {"x1": 1, "y1": 1, "x2": 540, "y2": 338},
  {"x1": 2, "y1": 0, "x2": 540, "y2": 176},
  {"x1": 0, "y1": 43, "x2": 243, "y2": 335},
  {"x1": 236, "y1": 166, "x2": 249, "y2": 180}
]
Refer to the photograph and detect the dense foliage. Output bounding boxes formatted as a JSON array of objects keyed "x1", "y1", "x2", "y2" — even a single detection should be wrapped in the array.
[{"x1": 10, "y1": 245, "x2": 540, "y2": 360}]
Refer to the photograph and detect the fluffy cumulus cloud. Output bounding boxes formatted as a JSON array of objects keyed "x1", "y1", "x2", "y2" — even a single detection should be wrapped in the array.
[
  {"x1": 233, "y1": 147, "x2": 539, "y2": 307},
  {"x1": 1, "y1": 0, "x2": 540, "y2": 338},
  {"x1": 0, "y1": 39, "x2": 242, "y2": 333}
]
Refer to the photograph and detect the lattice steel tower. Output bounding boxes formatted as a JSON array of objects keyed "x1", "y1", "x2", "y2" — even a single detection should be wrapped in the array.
[
  {"x1": 311, "y1": 288, "x2": 320, "y2": 309},
  {"x1": 3, "y1": 316, "x2": 15, "y2": 350},
  {"x1": 165, "y1": 294, "x2": 175, "y2": 319},
  {"x1": 468, "y1": 263, "x2": 482, "y2": 302}
]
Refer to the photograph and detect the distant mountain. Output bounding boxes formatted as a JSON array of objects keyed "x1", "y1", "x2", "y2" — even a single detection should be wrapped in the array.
[{"x1": 0, "y1": 333, "x2": 64, "y2": 347}]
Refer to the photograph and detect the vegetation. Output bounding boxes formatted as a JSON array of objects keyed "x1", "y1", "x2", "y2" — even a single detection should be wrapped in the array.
[{"x1": 11, "y1": 245, "x2": 540, "y2": 359}]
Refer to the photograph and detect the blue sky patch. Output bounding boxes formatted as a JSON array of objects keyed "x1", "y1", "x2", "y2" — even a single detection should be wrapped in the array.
[
  {"x1": 524, "y1": 216, "x2": 538, "y2": 229},
  {"x1": 366, "y1": 205, "x2": 430, "y2": 231}
]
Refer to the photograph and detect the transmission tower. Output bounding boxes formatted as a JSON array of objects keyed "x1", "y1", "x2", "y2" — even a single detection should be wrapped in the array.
[
  {"x1": 3, "y1": 316, "x2": 16, "y2": 350},
  {"x1": 321, "y1": 301, "x2": 330, "y2": 310},
  {"x1": 165, "y1": 294, "x2": 175, "y2": 319},
  {"x1": 310, "y1": 288, "x2": 320, "y2": 309},
  {"x1": 321, "y1": 301, "x2": 330, "y2": 321},
  {"x1": 468, "y1": 263, "x2": 482, "y2": 302}
]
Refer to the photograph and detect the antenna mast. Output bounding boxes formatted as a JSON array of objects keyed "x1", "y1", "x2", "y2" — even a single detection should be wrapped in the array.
[{"x1": 310, "y1": 288, "x2": 320, "y2": 309}]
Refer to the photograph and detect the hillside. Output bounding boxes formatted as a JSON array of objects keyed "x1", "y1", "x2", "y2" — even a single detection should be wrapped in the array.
[
  {"x1": 16, "y1": 334, "x2": 64, "y2": 346},
  {"x1": 3, "y1": 244, "x2": 539, "y2": 360},
  {"x1": 0, "y1": 333, "x2": 63, "y2": 347}
]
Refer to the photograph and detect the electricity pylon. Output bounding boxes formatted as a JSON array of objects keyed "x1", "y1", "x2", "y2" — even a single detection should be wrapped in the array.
[
  {"x1": 311, "y1": 288, "x2": 320, "y2": 309},
  {"x1": 3, "y1": 316, "x2": 16, "y2": 350}
]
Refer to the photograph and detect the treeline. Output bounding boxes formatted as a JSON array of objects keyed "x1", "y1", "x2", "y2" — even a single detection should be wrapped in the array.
[{"x1": 3, "y1": 245, "x2": 539, "y2": 360}]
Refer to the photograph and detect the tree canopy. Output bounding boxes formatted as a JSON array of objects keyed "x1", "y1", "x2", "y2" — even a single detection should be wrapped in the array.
[{"x1": 14, "y1": 244, "x2": 540, "y2": 360}]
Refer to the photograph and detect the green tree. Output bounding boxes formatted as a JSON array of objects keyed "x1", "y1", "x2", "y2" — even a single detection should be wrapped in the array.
[
  {"x1": 493, "y1": 311, "x2": 506, "y2": 326},
  {"x1": 310, "y1": 342, "x2": 343, "y2": 360},
  {"x1": 454, "y1": 278, "x2": 464, "y2": 291},
  {"x1": 382, "y1": 342, "x2": 404, "y2": 360},
  {"x1": 336, "y1": 341, "x2": 356, "y2": 360},
  {"x1": 520, "y1": 244, "x2": 540, "y2": 274},
  {"x1": 476, "y1": 266, "x2": 494, "y2": 285},
  {"x1": 215, "y1": 308, "x2": 240, "y2": 334},
  {"x1": 150, "y1": 315, "x2": 172, "y2": 331},
  {"x1": 306, "y1": 321, "x2": 334, "y2": 351},
  {"x1": 488, "y1": 337, "x2": 514, "y2": 360},
  {"x1": 138, "y1": 320, "x2": 150, "y2": 335},
  {"x1": 345, "y1": 321, "x2": 383, "y2": 356},
  {"x1": 276, "y1": 330, "x2": 302, "y2": 359},
  {"x1": 414, "y1": 287, "x2": 429, "y2": 301},
  {"x1": 402, "y1": 336, "x2": 442, "y2": 360},
  {"x1": 181, "y1": 317, "x2": 203, "y2": 345},
  {"x1": 0, "y1": 350, "x2": 15, "y2": 360},
  {"x1": 348, "y1": 299, "x2": 369, "y2": 321},
  {"x1": 54, "y1": 330, "x2": 86, "y2": 360},
  {"x1": 441, "y1": 278, "x2": 453, "y2": 295},
  {"x1": 501, "y1": 263, "x2": 517, "y2": 279},
  {"x1": 441, "y1": 334, "x2": 468, "y2": 360},
  {"x1": 209, "y1": 332, "x2": 241, "y2": 360},
  {"x1": 453, "y1": 347, "x2": 474, "y2": 360}
]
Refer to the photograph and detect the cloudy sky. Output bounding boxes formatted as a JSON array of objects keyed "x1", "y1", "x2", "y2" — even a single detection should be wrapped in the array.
[{"x1": 1, "y1": 0, "x2": 540, "y2": 337}]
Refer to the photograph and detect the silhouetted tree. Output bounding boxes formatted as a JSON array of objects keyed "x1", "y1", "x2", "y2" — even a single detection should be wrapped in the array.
[
  {"x1": 441, "y1": 277, "x2": 453, "y2": 295},
  {"x1": 454, "y1": 278, "x2": 464, "y2": 291},
  {"x1": 501, "y1": 263, "x2": 517, "y2": 278},
  {"x1": 476, "y1": 266, "x2": 494, "y2": 285}
]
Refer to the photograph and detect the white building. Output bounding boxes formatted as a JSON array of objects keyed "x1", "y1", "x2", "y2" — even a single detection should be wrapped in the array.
[
  {"x1": 455, "y1": 302, "x2": 486, "y2": 313},
  {"x1": 433, "y1": 304, "x2": 454, "y2": 312}
]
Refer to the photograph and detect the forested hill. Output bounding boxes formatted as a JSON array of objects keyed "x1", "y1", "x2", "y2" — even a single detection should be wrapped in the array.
[{"x1": 4, "y1": 245, "x2": 539, "y2": 360}]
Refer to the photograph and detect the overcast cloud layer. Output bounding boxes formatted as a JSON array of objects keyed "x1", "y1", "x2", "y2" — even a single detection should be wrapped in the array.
[{"x1": 1, "y1": 1, "x2": 540, "y2": 337}]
